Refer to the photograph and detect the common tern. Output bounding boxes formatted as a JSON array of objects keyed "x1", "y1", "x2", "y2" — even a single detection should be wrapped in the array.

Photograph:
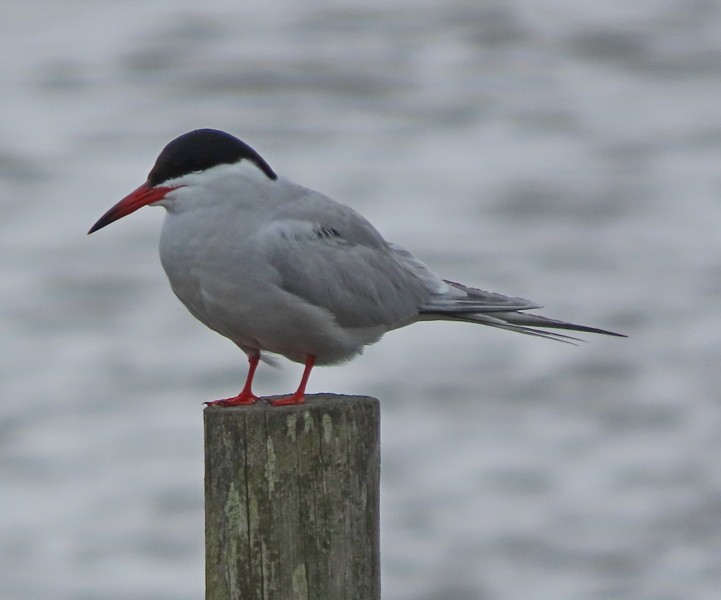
[{"x1": 89, "y1": 129, "x2": 624, "y2": 406}]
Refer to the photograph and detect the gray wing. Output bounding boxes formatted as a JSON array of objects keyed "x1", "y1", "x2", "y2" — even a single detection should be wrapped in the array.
[{"x1": 259, "y1": 194, "x2": 437, "y2": 329}]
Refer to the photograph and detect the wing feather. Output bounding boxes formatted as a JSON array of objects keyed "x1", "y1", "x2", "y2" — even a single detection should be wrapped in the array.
[{"x1": 258, "y1": 196, "x2": 434, "y2": 329}]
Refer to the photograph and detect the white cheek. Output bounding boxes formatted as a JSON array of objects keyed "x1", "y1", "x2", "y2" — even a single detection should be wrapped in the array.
[{"x1": 152, "y1": 186, "x2": 191, "y2": 210}]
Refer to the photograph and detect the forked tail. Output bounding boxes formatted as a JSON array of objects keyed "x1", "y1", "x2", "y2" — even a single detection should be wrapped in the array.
[{"x1": 420, "y1": 280, "x2": 626, "y2": 344}]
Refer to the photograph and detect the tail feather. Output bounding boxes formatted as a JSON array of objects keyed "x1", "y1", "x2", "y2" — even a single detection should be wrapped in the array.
[
  {"x1": 424, "y1": 310, "x2": 625, "y2": 343},
  {"x1": 420, "y1": 280, "x2": 626, "y2": 342},
  {"x1": 496, "y1": 311, "x2": 626, "y2": 338}
]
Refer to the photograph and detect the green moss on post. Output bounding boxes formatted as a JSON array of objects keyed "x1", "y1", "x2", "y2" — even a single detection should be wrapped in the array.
[{"x1": 204, "y1": 394, "x2": 380, "y2": 600}]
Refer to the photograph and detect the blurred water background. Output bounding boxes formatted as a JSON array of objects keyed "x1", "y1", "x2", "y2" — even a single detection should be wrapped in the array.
[{"x1": 2, "y1": 1, "x2": 721, "y2": 599}]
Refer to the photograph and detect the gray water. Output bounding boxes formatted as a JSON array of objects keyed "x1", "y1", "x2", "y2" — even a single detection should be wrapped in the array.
[{"x1": 2, "y1": 1, "x2": 721, "y2": 599}]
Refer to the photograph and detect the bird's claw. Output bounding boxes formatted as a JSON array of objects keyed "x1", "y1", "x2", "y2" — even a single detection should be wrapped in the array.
[{"x1": 204, "y1": 393, "x2": 258, "y2": 407}]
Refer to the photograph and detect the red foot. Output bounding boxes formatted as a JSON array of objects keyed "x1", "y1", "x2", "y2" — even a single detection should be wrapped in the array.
[
  {"x1": 270, "y1": 393, "x2": 305, "y2": 406},
  {"x1": 204, "y1": 391, "x2": 258, "y2": 407},
  {"x1": 268, "y1": 354, "x2": 315, "y2": 407},
  {"x1": 205, "y1": 353, "x2": 261, "y2": 407}
]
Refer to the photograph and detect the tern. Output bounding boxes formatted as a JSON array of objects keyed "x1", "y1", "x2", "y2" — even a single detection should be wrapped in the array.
[{"x1": 89, "y1": 129, "x2": 624, "y2": 406}]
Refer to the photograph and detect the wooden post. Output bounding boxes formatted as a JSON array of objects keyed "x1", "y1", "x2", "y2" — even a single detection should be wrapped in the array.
[{"x1": 204, "y1": 394, "x2": 380, "y2": 600}]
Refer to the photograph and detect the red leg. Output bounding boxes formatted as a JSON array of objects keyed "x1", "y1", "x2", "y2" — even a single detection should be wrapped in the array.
[
  {"x1": 205, "y1": 353, "x2": 260, "y2": 407},
  {"x1": 270, "y1": 355, "x2": 316, "y2": 406}
]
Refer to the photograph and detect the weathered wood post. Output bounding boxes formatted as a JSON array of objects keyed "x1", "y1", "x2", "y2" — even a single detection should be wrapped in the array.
[{"x1": 204, "y1": 394, "x2": 380, "y2": 600}]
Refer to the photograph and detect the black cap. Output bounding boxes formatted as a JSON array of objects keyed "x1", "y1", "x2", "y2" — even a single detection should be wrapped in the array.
[{"x1": 147, "y1": 129, "x2": 277, "y2": 186}]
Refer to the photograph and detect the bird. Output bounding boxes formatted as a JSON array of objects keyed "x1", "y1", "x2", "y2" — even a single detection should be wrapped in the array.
[{"x1": 89, "y1": 128, "x2": 625, "y2": 406}]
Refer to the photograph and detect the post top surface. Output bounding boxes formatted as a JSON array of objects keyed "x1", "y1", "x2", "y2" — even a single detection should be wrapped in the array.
[{"x1": 203, "y1": 393, "x2": 379, "y2": 414}]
